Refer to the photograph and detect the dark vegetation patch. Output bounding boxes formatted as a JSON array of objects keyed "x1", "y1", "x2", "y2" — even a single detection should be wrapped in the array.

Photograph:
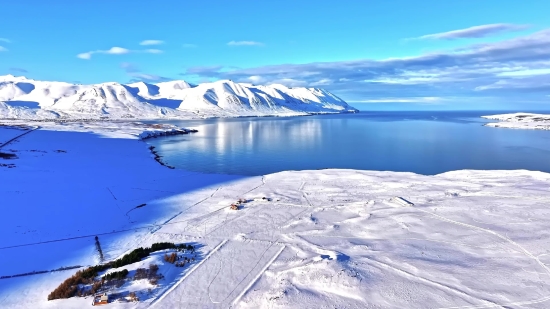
[
  {"x1": 102, "y1": 269, "x2": 129, "y2": 281},
  {"x1": 0, "y1": 152, "x2": 17, "y2": 159},
  {"x1": 48, "y1": 242, "x2": 194, "y2": 301}
]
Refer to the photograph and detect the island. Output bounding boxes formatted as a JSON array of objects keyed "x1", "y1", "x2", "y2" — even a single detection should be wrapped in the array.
[{"x1": 482, "y1": 112, "x2": 550, "y2": 130}]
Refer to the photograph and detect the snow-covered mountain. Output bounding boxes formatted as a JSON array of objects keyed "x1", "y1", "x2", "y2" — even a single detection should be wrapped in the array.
[{"x1": 0, "y1": 75, "x2": 357, "y2": 119}]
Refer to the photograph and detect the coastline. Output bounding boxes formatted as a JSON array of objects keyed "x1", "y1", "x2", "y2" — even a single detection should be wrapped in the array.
[{"x1": 2, "y1": 120, "x2": 550, "y2": 308}]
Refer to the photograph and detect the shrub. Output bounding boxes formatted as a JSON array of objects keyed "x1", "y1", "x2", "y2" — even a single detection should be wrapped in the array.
[
  {"x1": 103, "y1": 269, "x2": 129, "y2": 281},
  {"x1": 81, "y1": 264, "x2": 110, "y2": 279},
  {"x1": 90, "y1": 281, "x2": 103, "y2": 294},
  {"x1": 163, "y1": 253, "x2": 177, "y2": 264},
  {"x1": 112, "y1": 247, "x2": 150, "y2": 268},
  {"x1": 151, "y1": 242, "x2": 176, "y2": 251},
  {"x1": 47, "y1": 271, "x2": 84, "y2": 300},
  {"x1": 149, "y1": 263, "x2": 159, "y2": 274},
  {"x1": 133, "y1": 268, "x2": 148, "y2": 280}
]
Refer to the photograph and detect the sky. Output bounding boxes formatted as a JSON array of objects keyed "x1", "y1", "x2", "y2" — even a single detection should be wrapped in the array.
[{"x1": 1, "y1": 0, "x2": 550, "y2": 110}]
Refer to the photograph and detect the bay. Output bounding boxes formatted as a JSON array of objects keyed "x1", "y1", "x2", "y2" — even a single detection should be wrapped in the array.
[{"x1": 145, "y1": 111, "x2": 550, "y2": 176}]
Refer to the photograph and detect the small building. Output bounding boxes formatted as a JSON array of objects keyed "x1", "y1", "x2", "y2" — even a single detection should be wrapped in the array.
[{"x1": 93, "y1": 293, "x2": 109, "y2": 306}]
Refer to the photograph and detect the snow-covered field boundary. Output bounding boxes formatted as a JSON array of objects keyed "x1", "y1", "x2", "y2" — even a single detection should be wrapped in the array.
[
  {"x1": 149, "y1": 239, "x2": 228, "y2": 308},
  {"x1": 230, "y1": 244, "x2": 286, "y2": 307}
]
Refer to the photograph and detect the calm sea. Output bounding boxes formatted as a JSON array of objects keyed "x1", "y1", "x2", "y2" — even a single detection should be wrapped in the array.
[{"x1": 145, "y1": 111, "x2": 550, "y2": 176}]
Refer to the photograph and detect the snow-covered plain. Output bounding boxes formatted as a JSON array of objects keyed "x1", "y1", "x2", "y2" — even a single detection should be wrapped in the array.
[
  {"x1": 483, "y1": 113, "x2": 550, "y2": 130},
  {"x1": 0, "y1": 75, "x2": 357, "y2": 120},
  {"x1": 1, "y1": 121, "x2": 550, "y2": 308}
]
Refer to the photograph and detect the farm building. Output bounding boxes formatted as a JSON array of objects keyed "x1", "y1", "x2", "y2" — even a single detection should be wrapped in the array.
[{"x1": 92, "y1": 293, "x2": 109, "y2": 306}]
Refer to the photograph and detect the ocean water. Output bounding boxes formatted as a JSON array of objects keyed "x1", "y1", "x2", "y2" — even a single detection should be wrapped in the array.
[{"x1": 145, "y1": 111, "x2": 550, "y2": 176}]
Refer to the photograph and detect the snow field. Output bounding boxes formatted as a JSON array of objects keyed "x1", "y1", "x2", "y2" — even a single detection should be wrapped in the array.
[{"x1": 2, "y1": 123, "x2": 550, "y2": 308}]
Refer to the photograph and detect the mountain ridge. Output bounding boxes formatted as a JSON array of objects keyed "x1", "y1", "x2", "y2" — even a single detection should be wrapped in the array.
[{"x1": 0, "y1": 75, "x2": 358, "y2": 119}]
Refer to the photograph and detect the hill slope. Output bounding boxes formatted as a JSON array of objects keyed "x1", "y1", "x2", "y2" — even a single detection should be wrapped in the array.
[{"x1": 0, "y1": 75, "x2": 357, "y2": 119}]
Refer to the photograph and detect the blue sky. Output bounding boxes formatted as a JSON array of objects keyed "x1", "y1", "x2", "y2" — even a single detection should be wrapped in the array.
[{"x1": 1, "y1": 0, "x2": 550, "y2": 110}]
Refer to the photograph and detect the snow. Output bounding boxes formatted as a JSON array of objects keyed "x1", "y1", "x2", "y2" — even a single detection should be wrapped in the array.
[
  {"x1": 0, "y1": 75, "x2": 357, "y2": 120},
  {"x1": 483, "y1": 112, "x2": 550, "y2": 130},
  {"x1": 2, "y1": 121, "x2": 550, "y2": 308}
]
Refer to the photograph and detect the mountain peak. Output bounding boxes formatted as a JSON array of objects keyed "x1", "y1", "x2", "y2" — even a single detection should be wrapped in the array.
[{"x1": 0, "y1": 74, "x2": 29, "y2": 82}]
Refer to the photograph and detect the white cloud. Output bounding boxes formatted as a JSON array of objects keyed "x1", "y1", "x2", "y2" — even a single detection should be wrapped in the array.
[
  {"x1": 268, "y1": 78, "x2": 307, "y2": 87},
  {"x1": 185, "y1": 29, "x2": 550, "y2": 103},
  {"x1": 144, "y1": 49, "x2": 163, "y2": 54},
  {"x1": 498, "y1": 68, "x2": 550, "y2": 77},
  {"x1": 182, "y1": 43, "x2": 197, "y2": 48},
  {"x1": 353, "y1": 97, "x2": 444, "y2": 103},
  {"x1": 106, "y1": 47, "x2": 130, "y2": 54},
  {"x1": 416, "y1": 23, "x2": 529, "y2": 40},
  {"x1": 129, "y1": 73, "x2": 163, "y2": 80},
  {"x1": 0, "y1": 46, "x2": 7, "y2": 52},
  {"x1": 77, "y1": 46, "x2": 162, "y2": 59},
  {"x1": 227, "y1": 40, "x2": 264, "y2": 46},
  {"x1": 77, "y1": 52, "x2": 92, "y2": 59},
  {"x1": 310, "y1": 79, "x2": 333, "y2": 86},
  {"x1": 140, "y1": 40, "x2": 164, "y2": 46},
  {"x1": 247, "y1": 75, "x2": 265, "y2": 84}
]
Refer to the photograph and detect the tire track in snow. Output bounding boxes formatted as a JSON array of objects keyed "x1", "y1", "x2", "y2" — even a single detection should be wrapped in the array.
[
  {"x1": 364, "y1": 257, "x2": 506, "y2": 309},
  {"x1": 299, "y1": 181, "x2": 313, "y2": 207},
  {"x1": 151, "y1": 186, "x2": 223, "y2": 233},
  {"x1": 231, "y1": 244, "x2": 286, "y2": 308},
  {"x1": 149, "y1": 239, "x2": 228, "y2": 308},
  {"x1": 415, "y1": 208, "x2": 550, "y2": 309}
]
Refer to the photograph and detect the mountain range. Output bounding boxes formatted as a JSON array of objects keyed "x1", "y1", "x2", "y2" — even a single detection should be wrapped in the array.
[{"x1": 0, "y1": 75, "x2": 357, "y2": 119}]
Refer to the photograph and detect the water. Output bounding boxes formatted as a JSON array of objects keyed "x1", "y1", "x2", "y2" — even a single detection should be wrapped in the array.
[{"x1": 144, "y1": 111, "x2": 550, "y2": 176}]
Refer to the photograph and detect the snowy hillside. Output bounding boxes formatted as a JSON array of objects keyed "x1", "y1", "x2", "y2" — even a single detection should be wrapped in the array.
[{"x1": 0, "y1": 75, "x2": 357, "y2": 119}]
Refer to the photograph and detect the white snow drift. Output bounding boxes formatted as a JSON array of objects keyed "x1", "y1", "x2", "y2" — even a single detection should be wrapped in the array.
[{"x1": 0, "y1": 75, "x2": 357, "y2": 119}]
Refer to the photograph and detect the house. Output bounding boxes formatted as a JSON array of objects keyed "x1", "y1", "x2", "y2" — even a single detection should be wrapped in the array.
[{"x1": 93, "y1": 293, "x2": 109, "y2": 306}]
